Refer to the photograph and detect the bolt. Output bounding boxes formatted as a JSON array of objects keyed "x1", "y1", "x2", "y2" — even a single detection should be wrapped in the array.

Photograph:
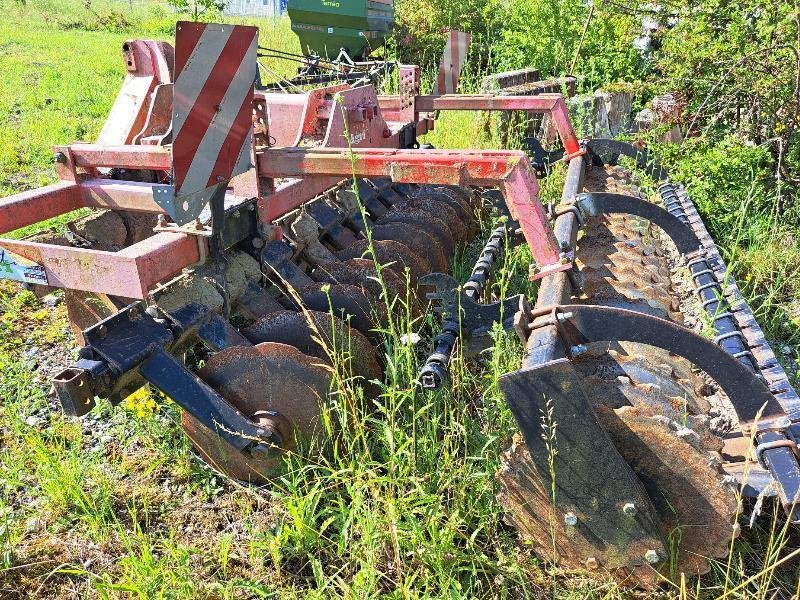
[
  {"x1": 570, "y1": 344, "x2": 588, "y2": 356},
  {"x1": 622, "y1": 502, "x2": 637, "y2": 516},
  {"x1": 563, "y1": 512, "x2": 578, "y2": 527},
  {"x1": 157, "y1": 214, "x2": 167, "y2": 227},
  {"x1": 193, "y1": 219, "x2": 204, "y2": 230},
  {"x1": 53, "y1": 152, "x2": 67, "y2": 164},
  {"x1": 145, "y1": 305, "x2": 160, "y2": 319},
  {"x1": 248, "y1": 442, "x2": 279, "y2": 460},
  {"x1": 644, "y1": 549, "x2": 660, "y2": 564},
  {"x1": 585, "y1": 557, "x2": 599, "y2": 570}
]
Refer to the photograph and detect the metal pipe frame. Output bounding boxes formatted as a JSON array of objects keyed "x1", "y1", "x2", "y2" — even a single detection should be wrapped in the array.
[{"x1": 258, "y1": 146, "x2": 571, "y2": 278}]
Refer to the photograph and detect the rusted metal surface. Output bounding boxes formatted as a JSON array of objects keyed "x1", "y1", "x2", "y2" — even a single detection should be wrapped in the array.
[
  {"x1": 186, "y1": 342, "x2": 333, "y2": 482},
  {"x1": 97, "y1": 40, "x2": 174, "y2": 146},
  {"x1": 296, "y1": 283, "x2": 378, "y2": 341},
  {"x1": 0, "y1": 232, "x2": 200, "y2": 298},
  {"x1": 259, "y1": 147, "x2": 567, "y2": 278},
  {"x1": 243, "y1": 309, "x2": 383, "y2": 384},
  {"x1": 498, "y1": 359, "x2": 667, "y2": 580},
  {"x1": 0, "y1": 182, "x2": 82, "y2": 235},
  {"x1": 371, "y1": 222, "x2": 448, "y2": 273},
  {"x1": 60, "y1": 144, "x2": 171, "y2": 171},
  {"x1": 335, "y1": 238, "x2": 428, "y2": 284}
]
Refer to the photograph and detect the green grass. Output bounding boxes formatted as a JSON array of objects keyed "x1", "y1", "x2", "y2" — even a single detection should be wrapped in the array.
[{"x1": 1, "y1": 1, "x2": 800, "y2": 598}]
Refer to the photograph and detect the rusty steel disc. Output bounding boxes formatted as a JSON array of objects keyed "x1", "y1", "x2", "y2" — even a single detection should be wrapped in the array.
[
  {"x1": 242, "y1": 309, "x2": 383, "y2": 383},
  {"x1": 596, "y1": 406, "x2": 738, "y2": 579},
  {"x1": 378, "y1": 207, "x2": 456, "y2": 259},
  {"x1": 184, "y1": 342, "x2": 332, "y2": 483},
  {"x1": 393, "y1": 196, "x2": 470, "y2": 244},
  {"x1": 311, "y1": 258, "x2": 420, "y2": 317},
  {"x1": 335, "y1": 239, "x2": 429, "y2": 284},
  {"x1": 497, "y1": 405, "x2": 736, "y2": 587},
  {"x1": 371, "y1": 222, "x2": 448, "y2": 272},
  {"x1": 297, "y1": 282, "x2": 379, "y2": 342},
  {"x1": 414, "y1": 186, "x2": 478, "y2": 234}
]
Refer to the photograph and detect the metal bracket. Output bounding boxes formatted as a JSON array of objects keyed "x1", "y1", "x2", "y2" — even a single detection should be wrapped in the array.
[
  {"x1": 422, "y1": 272, "x2": 521, "y2": 344},
  {"x1": 60, "y1": 301, "x2": 282, "y2": 457},
  {"x1": 585, "y1": 138, "x2": 668, "y2": 181}
]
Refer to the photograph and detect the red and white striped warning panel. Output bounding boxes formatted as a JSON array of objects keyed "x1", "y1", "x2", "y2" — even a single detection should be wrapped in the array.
[
  {"x1": 154, "y1": 22, "x2": 258, "y2": 225},
  {"x1": 433, "y1": 30, "x2": 471, "y2": 95}
]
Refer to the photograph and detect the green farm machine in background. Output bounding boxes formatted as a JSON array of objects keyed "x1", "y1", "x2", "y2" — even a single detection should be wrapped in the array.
[
  {"x1": 287, "y1": 0, "x2": 394, "y2": 61},
  {"x1": 258, "y1": 0, "x2": 395, "y2": 89}
]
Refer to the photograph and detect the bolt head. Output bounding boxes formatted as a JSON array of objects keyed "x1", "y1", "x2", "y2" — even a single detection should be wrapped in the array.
[
  {"x1": 249, "y1": 442, "x2": 279, "y2": 460},
  {"x1": 644, "y1": 549, "x2": 660, "y2": 564},
  {"x1": 585, "y1": 556, "x2": 599, "y2": 570},
  {"x1": 570, "y1": 344, "x2": 588, "y2": 356},
  {"x1": 622, "y1": 502, "x2": 637, "y2": 516},
  {"x1": 563, "y1": 512, "x2": 578, "y2": 526}
]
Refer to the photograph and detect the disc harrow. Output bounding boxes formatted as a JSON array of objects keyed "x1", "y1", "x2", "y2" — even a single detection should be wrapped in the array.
[{"x1": 2, "y1": 21, "x2": 800, "y2": 590}]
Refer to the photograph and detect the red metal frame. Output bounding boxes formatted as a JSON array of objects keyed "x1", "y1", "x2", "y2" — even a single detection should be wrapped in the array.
[{"x1": 0, "y1": 25, "x2": 585, "y2": 298}]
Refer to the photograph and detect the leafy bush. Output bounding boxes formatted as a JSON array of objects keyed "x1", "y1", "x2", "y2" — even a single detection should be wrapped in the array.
[{"x1": 492, "y1": 0, "x2": 644, "y2": 89}]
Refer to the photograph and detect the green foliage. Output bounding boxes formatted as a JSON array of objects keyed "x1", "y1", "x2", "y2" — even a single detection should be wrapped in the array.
[
  {"x1": 651, "y1": 0, "x2": 800, "y2": 204},
  {"x1": 166, "y1": 0, "x2": 226, "y2": 21},
  {"x1": 395, "y1": 0, "x2": 644, "y2": 90},
  {"x1": 492, "y1": 0, "x2": 644, "y2": 88},
  {"x1": 660, "y1": 136, "x2": 775, "y2": 236}
]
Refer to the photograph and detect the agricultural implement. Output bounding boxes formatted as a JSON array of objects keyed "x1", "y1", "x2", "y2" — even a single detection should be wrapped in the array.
[
  {"x1": 2, "y1": 21, "x2": 799, "y2": 587},
  {"x1": 260, "y1": 0, "x2": 396, "y2": 90}
]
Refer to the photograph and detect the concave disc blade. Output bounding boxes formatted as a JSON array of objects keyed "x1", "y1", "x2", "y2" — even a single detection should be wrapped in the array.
[
  {"x1": 297, "y1": 282, "x2": 380, "y2": 343},
  {"x1": 183, "y1": 342, "x2": 332, "y2": 483},
  {"x1": 413, "y1": 187, "x2": 478, "y2": 238},
  {"x1": 335, "y1": 239, "x2": 429, "y2": 284},
  {"x1": 371, "y1": 222, "x2": 448, "y2": 272},
  {"x1": 378, "y1": 207, "x2": 457, "y2": 259},
  {"x1": 242, "y1": 309, "x2": 383, "y2": 383},
  {"x1": 311, "y1": 258, "x2": 420, "y2": 317},
  {"x1": 380, "y1": 202, "x2": 467, "y2": 256}
]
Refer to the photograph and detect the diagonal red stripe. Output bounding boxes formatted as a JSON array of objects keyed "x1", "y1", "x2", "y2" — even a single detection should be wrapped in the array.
[
  {"x1": 174, "y1": 21, "x2": 206, "y2": 79},
  {"x1": 172, "y1": 27, "x2": 256, "y2": 191},
  {"x1": 205, "y1": 92, "x2": 253, "y2": 189}
]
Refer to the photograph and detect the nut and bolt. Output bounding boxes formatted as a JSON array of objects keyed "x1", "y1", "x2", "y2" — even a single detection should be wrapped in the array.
[
  {"x1": 585, "y1": 557, "x2": 599, "y2": 570},
  {"x1": 644, "y1": 549, "x2": 661, "y2": 564},
  {"x1": 563, "y1": 512, "x2": 578, "y2": 527},
  {"x1": 622, "y1": 502, "x2": 637, "y2": 516},
  {"x1": 570, "y1": 344, "x2": 588, "y2": 357},
  {"x1": 157, "y1": 214, "x2": 167, "y2": 227}
]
